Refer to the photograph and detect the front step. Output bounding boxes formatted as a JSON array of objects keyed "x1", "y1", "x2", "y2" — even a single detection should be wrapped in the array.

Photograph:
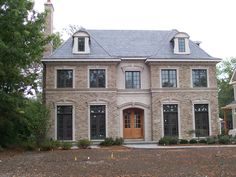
[{"x1": 124, "y1": 140, "x2": 158, "y2": 145}]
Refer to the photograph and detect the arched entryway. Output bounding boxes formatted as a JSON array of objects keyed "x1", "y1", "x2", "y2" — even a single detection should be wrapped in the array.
[{"x1": 123, "y1": 108, "x2": 144, "y2": 139}]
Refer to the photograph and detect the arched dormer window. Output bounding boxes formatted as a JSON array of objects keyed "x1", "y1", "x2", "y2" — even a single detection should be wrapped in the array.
[
  {"x1": 72, "y1": 30, "x2": 90, "y2": 54},
  {"x1": 172, "y1": 32, "x2": 190, "y2": 54}
]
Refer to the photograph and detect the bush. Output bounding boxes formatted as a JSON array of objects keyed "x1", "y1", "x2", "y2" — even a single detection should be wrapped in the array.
[
  {"x1": 78, "y1": 139, "x2": 91, "y2": 149},
  {"x1": 100, "y1": 137, "x2": 124, "y2": 146},
  {"x1": 21, "y1": 140, "x2": 37, "y2": 151},
  {"x1": 40, "y1": 140, "x2": 60, "y2": 151},
  {"x1": 114, "y1": 137, "x2": 124, "y2": 145},
  {"x1": 206, "y1": 137, "x2": 217, "y2": 144},
  {"x1": 199, "y1": 139, "x2": 207, "y2": 144},
  {"x1": 218, "y1": 135, "x2": 230, "y2": 144},
  {"x1": 230, "y1": 136, "x2": 236, "y2": 144},
  {"x1": 189, "y1": 139, "x2": 198, "y2": 144},
  {"x1": 61, "y1": 142, "x2": 72, "y2": 150},
  {"x1": 158, "y1": 137, "x2": 178, "y2": 145},
  {"x1": 179, "y1": 139, "x2": 189, "y2": 144},
  {"x1": 0, "y1": 145, "x2": 3, "y2": 152}
]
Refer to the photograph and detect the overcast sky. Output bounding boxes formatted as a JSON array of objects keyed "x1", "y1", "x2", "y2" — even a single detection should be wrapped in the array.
[{"x1": 34, "y1": 0, "x2": 236, "y2": 59}]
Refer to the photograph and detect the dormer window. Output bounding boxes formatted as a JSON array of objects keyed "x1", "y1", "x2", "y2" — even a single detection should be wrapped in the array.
[
  {"x1": 178, "y1": 38, "x2": 185, "y2": 52},
  {"x1": 78, "y1": 37, "x2": 85, "y2": 52},
  {"x1": 172, "y1": 32, "x2": 190, "y2": 54},
  {"x1": 72, "y1": 30, "x2": 90, "y2": 54}
]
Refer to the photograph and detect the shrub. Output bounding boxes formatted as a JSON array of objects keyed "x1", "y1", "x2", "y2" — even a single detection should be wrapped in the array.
[
  {"x1": 78, "y1": 139, "x2": 91, "y2": 149},
  {"x1": 21, "y1": 140, "x2": 37, "y2": 151},
  {"x1": 206, "y1": 137, "x2": 216, "y2": 144},
  {"x1": 0, "y1": 145, "x2": 3, "y2": 152},
  {"x1": 230, "y1": 136, "x2": 236, "y2": 144},
  {"x1": 100, "y1": 137, "x2": 115, "y2": 146},
  {"x1": 61, "y1": 142, "x2": 72, "y2": 150},
  {"x1": 179, "y1": 139, "x2": 189, "y2": 144},
  {"x1": 218, "y1": 135, "x2": 230, "y2": 144},
  {"x1": 114, "y1": 137, "x2": 124, "y2": 145},
  {"x1": 158, "y1": 137, "x2": 178, "y2": 145},
  {"x1": 40, "y1": 140, "x2": 60, "y2": 151},
  {"x1": 189, "y1": 139, "x2": 198, "y2": 144},
  {"x1": 198, "y1": 139, "x2": 207, "y2": 144}
]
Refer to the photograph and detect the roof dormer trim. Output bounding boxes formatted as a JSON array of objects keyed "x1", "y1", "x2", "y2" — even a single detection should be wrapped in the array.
[
  {"x1": 172, "y1": 32, "x2": 191, "y2": 55},
  {"x1": 72, "y1": 30, "x2": 90, "y2": 54}
]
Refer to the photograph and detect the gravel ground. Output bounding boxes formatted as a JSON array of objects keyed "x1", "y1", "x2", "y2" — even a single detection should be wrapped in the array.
[{"x1": 0, "y1": 146, "x2": 236, "y2": 177}]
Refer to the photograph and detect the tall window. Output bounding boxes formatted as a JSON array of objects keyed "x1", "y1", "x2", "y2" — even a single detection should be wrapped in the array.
[
  {"x1": 161, "y1": 69, "x2": 177, "y2": 87},
  {"x1": 90, "y1": 105, "x2": 106, "y2": 139},
  {"x1": 57, "y1": 106, "x2": 73, "y2": 140},
  {"x1": 78, "y1": 37, "x2": 85, "y2": 52},
  {"x1": 178, "y1": 38, "x2": 185, "y2": 52},
  {"x1": 57, "y1": 70, "x2": 73, "y2": 88},
  {"x1": 192, "y1": 69, "x2": 207, "y2": 87},
  {"x1": 125, "y1": 71, "x2": 140, "y2": 89},
  {"x1": 163, "y1": 104, "x2": 179, "y2": 137},
  {"x1": 194, "y1": 104, "x2": 209, "y2": 137},
  {"x1": 89, "y1": 69, "x2": 106, "y2": 88}
]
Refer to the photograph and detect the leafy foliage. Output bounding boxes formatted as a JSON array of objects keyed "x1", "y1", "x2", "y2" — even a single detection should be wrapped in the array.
[
  {"x1": 100, "y1": 137, "x2": 124, "y2": 146},
  {"x1": 78, "y1": 139, "x2": 91, "y2": 149},
  {"x1": 0, "y1": 0, "x2": 49, "y2": 147},
  {"x1": 158, "y1": 136, "x2": 178, "y2": 145},
  {"x1": 61, "y1": 142, "x2": 72, "y2": 150}
]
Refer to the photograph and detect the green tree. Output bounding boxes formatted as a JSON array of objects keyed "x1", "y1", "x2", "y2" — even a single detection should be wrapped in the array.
[
  {"x1": 0, "y1": 0, "x2": 49, "y2": 146},
  {"x1": 51, "y1": 32, "x2": 63, "y2": 51},
  {"x1": 217, "y1": 58, "x2": 236, "y2": 124}
]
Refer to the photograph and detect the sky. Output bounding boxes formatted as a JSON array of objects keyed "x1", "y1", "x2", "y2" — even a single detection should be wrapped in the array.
[{"x1": 34, "y1": 0, "x2": 236, "y2": 59}]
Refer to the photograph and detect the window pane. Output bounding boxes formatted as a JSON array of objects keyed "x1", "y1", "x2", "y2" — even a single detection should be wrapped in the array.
[
  {"x1": 178, "y1": 38, "x2": 185, "y2": 52},
  {"x1": 161, "y1": 69, "x2": 177, "y2": 87},
  {"x1": 163, "y1": 104, "x2": 178, "y2": 137},
  {"x1": 125, "y1": 71, "x2": 140, "y2": 89},
  {"x1": 57, "y1": 106, "x2": 73, "y2": 140},
  {"x1": 78, "y1": 38, "x2": 85, "y2": 51},
  {"x1": 192, "y1": 69, "x2": 207, "y2": 87},
  {"x1": 57, "y1": 70, "x2": 73, "y2": 88},
  {"x1": 194, "y1": 104, "x2": 209, "y2": 137},
  {"x1": 90, "y1": 69, "x2": 105, "y2": 88}
]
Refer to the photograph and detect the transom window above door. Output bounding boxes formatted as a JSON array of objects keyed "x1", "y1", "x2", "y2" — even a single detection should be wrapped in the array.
[
  {"x1": 125, "y1": 71, "x2": 141, "y2": 89},
  {"x1": 57, "y1": 69, "x2": 73, "y2": 88},
  {"x1": 89, "y1": 69, "x2": 106, "y2": 88},
  {"x1": 161, "y1": 69, "x2": 177, "y2": 87}
]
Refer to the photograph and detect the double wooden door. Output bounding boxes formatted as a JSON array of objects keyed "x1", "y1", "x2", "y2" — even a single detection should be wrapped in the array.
[{"x1": 123, "y1": 108, "x2": 144, "y2": 139}]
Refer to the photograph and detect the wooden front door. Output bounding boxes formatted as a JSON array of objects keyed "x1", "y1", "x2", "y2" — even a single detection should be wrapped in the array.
[{"x1": 123, "y1": 108, "x2": 144, "y2": 139}]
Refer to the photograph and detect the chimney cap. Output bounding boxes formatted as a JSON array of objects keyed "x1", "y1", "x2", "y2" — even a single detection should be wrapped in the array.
[{"x1": 47, "y1": 0, "x2": 51, "y2": 3}]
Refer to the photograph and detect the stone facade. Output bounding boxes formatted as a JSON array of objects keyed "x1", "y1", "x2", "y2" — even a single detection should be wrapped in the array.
[{"x1": 44, "y1": 60, "x2": 219, "y2": 141}]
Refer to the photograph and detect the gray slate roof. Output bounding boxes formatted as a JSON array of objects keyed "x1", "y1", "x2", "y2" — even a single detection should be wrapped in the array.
[{"x1": 45, "y1": 29, "x2": 218, "y2": 60}]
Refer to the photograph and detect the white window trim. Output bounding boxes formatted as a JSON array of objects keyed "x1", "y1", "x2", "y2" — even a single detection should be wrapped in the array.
[
  {"x1": 161, "y1": 101, "x2": 181, "y2": 139},
  {"x1": 87, "y1": 66, "x2": 108, "y2": 89},
  {"x1": 192, "y1": 100, "x2": 211, "y2": 138},
  {"x1": 190, "y1": 67, "x2": 209, "y2": 88},
  {"x1": 88, "y1": 102, "x2": 108, "y2": 141},
  {"x1": 54, "y1": 102, "x2": 75, "y2": 141},
  {"x1": 159, "y1": 67, "x2": 179, "y2": 88},
  {"x1": 54, "y1": 67, "x2": 75, "y2": 89}
]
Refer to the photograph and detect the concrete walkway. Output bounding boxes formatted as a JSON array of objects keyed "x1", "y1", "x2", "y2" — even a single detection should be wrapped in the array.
[{"x1": 124, "y1": 144, "x2": 236, "y2": 149}]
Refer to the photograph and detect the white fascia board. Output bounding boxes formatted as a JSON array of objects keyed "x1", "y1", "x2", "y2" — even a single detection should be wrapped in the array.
[
  {"x1": 121, "y1": 57, "x2": 147, "y2": 60},
  {"x1": 145, "y1": 58, "x2": 222, "y2": 63},
  {"x1": 42, "y1": 58, "x2": 121, "y2": 62}
]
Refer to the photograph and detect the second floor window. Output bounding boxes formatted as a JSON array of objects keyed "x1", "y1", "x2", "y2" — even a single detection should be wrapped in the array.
[
  {"x1": 57, "y1": 69, "x2": 73, "y2": 88},
  {"x1": 161, "y1": 69, "x2": 177, "y2": 87},
  {"x1": 125, "y1": 71, "x2": 140, "y2": 89},
  {"x1": 90, "y1": 69, "x2": 106, "y2": 88},
  {"x1": 192, "y1": 69, "x2": 207, "y2": 87},
  {"x1": 78, "y1": 37, "x2": 85, "y2": 52},
  {"x1": 178, "y1": 38, "x2": 185, "y2": 52}
]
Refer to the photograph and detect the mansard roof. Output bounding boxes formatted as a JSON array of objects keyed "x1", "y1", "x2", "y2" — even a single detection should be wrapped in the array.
[{"x1": 43, "y1": 29, "x2": 220, "y2": 61}]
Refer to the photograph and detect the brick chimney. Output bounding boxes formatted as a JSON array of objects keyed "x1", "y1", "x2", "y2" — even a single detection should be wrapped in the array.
[{"x1": 44, "y1": 0, "x2": 54, "y2": 57}]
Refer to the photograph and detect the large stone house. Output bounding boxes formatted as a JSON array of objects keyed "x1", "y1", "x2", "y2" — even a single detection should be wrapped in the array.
[{"x1": 43, "y1": 1, "x2": 221, "y2": 142}]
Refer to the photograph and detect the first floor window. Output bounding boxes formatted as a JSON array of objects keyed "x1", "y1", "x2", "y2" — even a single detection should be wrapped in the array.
[
  {"x1": 90, "y1": 69, "x2": 106, "y2": 88},
  {"x1": 90, "y1": 105, "x2": 106, "y2": 139},
  {"x1": 194, "y1": 104, "x2": 209, "y2": 137},
  {"x1": 57, "y1": 106, "x2": 73, "y2": 140},
  {"x1": 125, "y1": 71, "x2": 140, "y2": 89},
  {"x1": 192, "y1": 69, "x2": 207, "y2": 87},
  {"x1": 57, "y1": 69, "x2": 73, "y2": 88},
  {"x1": 161, "y1": 69, "x2": 177, "y2": 87},
  {"x1": 163, "y1": 104, "x2": 179, "y2": 137}
]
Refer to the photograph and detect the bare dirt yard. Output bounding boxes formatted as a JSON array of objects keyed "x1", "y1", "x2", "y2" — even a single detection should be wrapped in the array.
[{"x1": 0, "y1": 146, "x2": 236, "y2": 177}]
